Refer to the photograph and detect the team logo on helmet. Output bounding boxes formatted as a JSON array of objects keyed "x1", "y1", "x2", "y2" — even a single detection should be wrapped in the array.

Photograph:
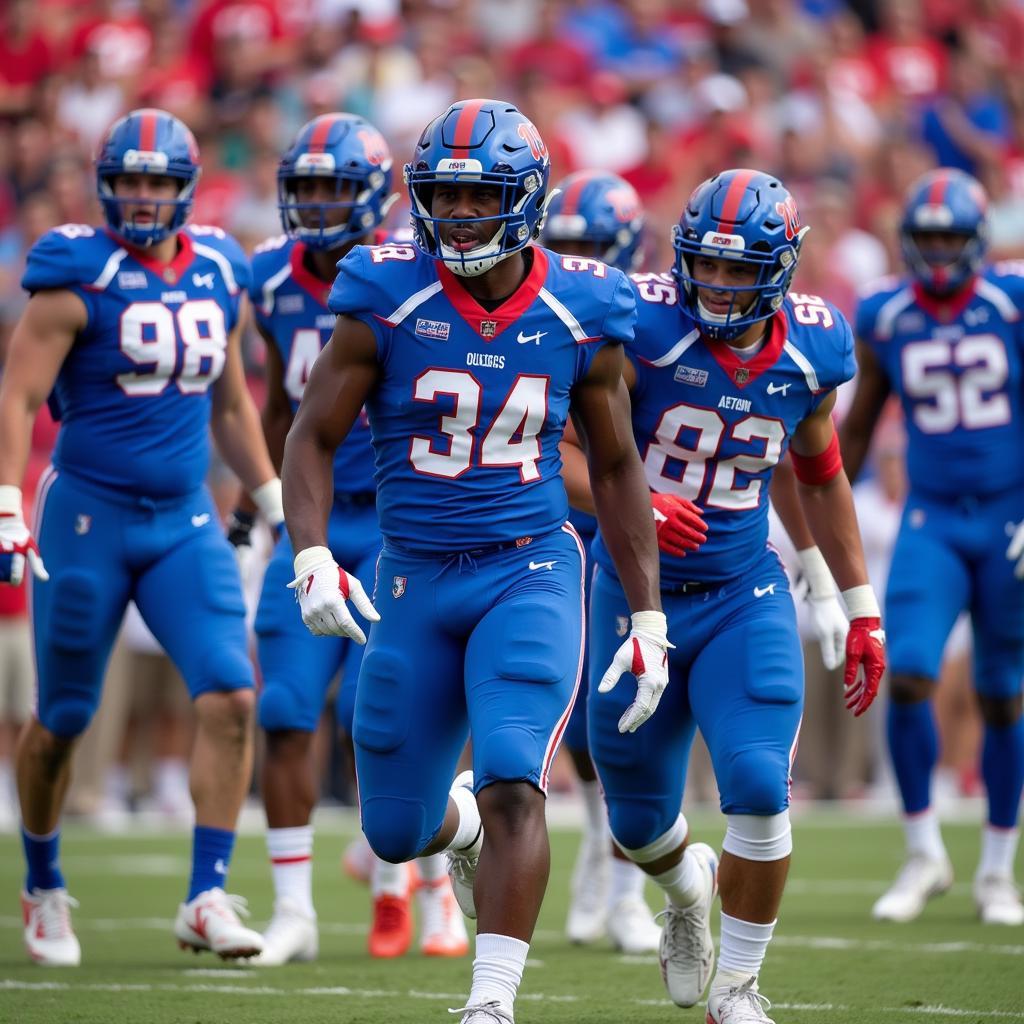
[{"x1": 775, "y1": 195, "x2": 801, "y2": 241}]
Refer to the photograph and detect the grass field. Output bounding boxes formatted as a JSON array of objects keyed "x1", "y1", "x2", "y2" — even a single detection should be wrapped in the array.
[{"x1": 0, "y1": 808, "x2": 1021, "y2": 1024}]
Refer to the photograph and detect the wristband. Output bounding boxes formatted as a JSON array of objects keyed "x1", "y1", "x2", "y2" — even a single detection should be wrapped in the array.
[
  {"x1": 0, "y1": 485, "x2": 22, "y2": 516},
  {"x1": 841, "y1": 584, "x2": 880, "y2": 621},
  {"x1": 253, "y1": 478, "x2": 285, "y2": 527},
  {"x1": 790, "y1": 432, "x2": 843, "y2": 486},
  {"x1": 293, "y1": 545, "x2": 333, "y2": 578}
]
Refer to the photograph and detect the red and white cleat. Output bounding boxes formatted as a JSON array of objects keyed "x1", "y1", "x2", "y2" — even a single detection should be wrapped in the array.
[
  {"x1": 418, "y1": 877, "x2": 469, "y2": 957},
  {"x1": 22, "y1": 888, "x2": 81, "y2": 967},
  {"x1": 174, "y1": 888, "x2": 263, "y2": 959}
]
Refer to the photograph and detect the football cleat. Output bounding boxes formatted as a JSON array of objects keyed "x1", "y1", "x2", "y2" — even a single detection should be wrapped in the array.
[
  {"x1": 974, "y1": 874, "x2": 1024, "y2": 926},
  {"x1": 871, "y1": 854, "x2": 953, "y2": 922},
  {"x1": 565, "y1": 834, "x2": 610, "y2": 944},
  {"x1": 22, "y1": 888, "x2": 81, "y2": 967},
  {"x1": 658, "y1": 843, "x2": 718, "y2": 1007},
  {"x1": 250, "y1": 898, "x2": 318, "y2": 965},
  {"x1": 706, "y1": 976, "x2": 775, "y2": 1024},
  {"x1": 368, "y1": 892, "x2": 413, "y2": 958},
  {"x1": 607, "y1": 893, "x2": 662, "y2": 954},
  {"x1": 449, "y1": 1001, "x2": 514, "y2": 1024},
  {"x1": 419, "y1": 878, "x2": 469, "y2": 956},
  {"x1": 342, "y1": 835, "x2": 374, "y2": 885},
  {"x1": 446, "y1": 770, "x2": 482, "y2": 920},
  {"x1": 174, "y1": 888, "x2": 263, "y2": 959}
]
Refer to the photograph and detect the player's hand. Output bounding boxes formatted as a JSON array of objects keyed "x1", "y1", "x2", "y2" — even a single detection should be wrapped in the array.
[
  {"x1": 288, "y1": 545, "x2": 379, "y2": 642},
  {"x1": 841, "y1": 585, "x2": 886, "y2": 717},
  {"x1": 598, "y1": 610, "x2": 673, "y2": 733},
  {"x1": 1007, "y1": 521, "x2": 1024, "y2": 579},
  {"x1": 794, "y1": 546, "x2": 848, "y2": 671},
  {"x1": 225, "y1": 507, "x2": 256, "y2": 585},
  {"x1": 651, "y1": 493, "x2": 707, "y2": 557},
  {"x1": 0, "y1": 486, "x2": 48, "y2": 587}
]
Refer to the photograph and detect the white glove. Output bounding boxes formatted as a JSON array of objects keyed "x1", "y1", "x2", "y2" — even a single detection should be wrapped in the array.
[
  {"x1": 794, "y1": 546, "x2": 848, "y2": 671},
  {"x1": 598, "y1": 610, "x2": 673, "y2": 733},
  {"x1": 1007, "y1": 521, "x2": 1024, "y2": 579},
  {"x1": 0, "y1": 485, "x2": 48, "y2": 587},
  {"x1": 287, "y1": 545, "x2": 379, "y2": 642}
]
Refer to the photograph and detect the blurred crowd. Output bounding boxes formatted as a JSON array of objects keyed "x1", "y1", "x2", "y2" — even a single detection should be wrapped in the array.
[{"x1": 0, "y1": 0, "x2": 1014, "y2": 825}]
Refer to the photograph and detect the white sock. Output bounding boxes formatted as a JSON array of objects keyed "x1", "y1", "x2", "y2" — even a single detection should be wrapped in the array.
[
  {"x1": 372, "y1": 857, "x2": 410, "y2": 898},
  {"x1": 978, "y1": 825, "x2": 1020, "y2": 879},
  {"x1": 266, "y1": 825, "x2": 314, "y2": 917},
  {"x1": 579, "y1": 779, "x2": 610, "y2": 845},
  {"x1": 608, "y1": 855, "x2": 647, "y2": 907},
  {"x1": 715, "y1": 912, "x2": 775, "y2": 981},
  {"x1": 447, "y1": 783, "x2": 483, "y2": 857},
  {"x1": 904, "y1": 808, "x2": 947, "y2": 861},
  {"x1": 469, "y1": 932, "x2": 528, "y2": 1016},
  {"x1": 418, "y1": 852, "x2": 447, "y2": 884},
  {"x1": 652, "y1": 845, "x2": 704, "y2": 908}
]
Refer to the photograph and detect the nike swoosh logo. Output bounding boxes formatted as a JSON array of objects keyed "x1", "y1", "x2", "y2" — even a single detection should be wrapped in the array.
[
  {"x1": 517, "y1": 331, "x2": 546, "y2": 345},
  {"x1": 191, "y1": 513, "x2": 211, "y2": 527},
  {"x1": 753, "y1": 584, "x2": 775, "y2": 598},
  {"x1": 529, "y1": 561, "x2": 556, "y2": 570},
  {"x1": 766, "y1": 382, "x2": 790, "y2": 395}
]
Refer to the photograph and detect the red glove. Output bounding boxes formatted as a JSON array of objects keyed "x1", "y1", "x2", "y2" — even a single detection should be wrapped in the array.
[
  {"x1": 843, "y1": 615, "x2": 886, "y2": 717},
  {"x1": 651, "y1": 493, "x2": 707, "y2": 558}
]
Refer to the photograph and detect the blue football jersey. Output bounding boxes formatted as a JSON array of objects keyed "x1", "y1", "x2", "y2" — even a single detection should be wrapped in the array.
[
  {"x1": 856, "y1": 263, "x2": 1024, "y2": 498},
  {"x1": 328, "y1": 243, "x2": 635, "y2": 551},
  {"x1": 22, "y1": 223, "x2": 251, "y2": 498},
  {"x1": 593, "y1": 273, "x2": 856, "y2": 584},
  {"x1": 250, "y1": 235, "x2": 374, "y2": 495}
]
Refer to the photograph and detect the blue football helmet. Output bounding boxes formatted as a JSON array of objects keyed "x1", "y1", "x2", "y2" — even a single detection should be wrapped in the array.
[
  {"x1": 96, "y1": 108, "x2": 200, "y2": 247},
  {"x1": 672, "y1": 168, "x2": 807, "y2": 341},
  {"x1": 542, "y1": 170, "x2": 645, "y2": 272},
  {"x1": 404, "y1": 98, "x2": 551, "y2": 276},
  {"x1": 278, "y1": 113, "x2": 396, "y2": 251},
  {"x1": 901, "y1": 168, "x2": 988, "y2": 296}
]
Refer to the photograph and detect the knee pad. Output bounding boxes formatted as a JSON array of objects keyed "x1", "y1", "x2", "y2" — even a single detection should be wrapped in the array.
[
  {"x1": 193, "y1": 643, "x2": 253, "y2": 699},
  {"x1": 42, "y1": 692, "x2": 97, "y2": 739},
  {"x1": 360, "y1": 796, "x2": 427, "y2": 864},
  {"x1": 259, "y1": 682, "x2": 314, "y2": 733},
  {"x1": 48, "y1": 571, "x2": 101, "y2": 654},
  {"x1": 476, "y1": 725, "x2": 543, "y2": 786},
  {"x1": 722, "y1": 811, "x2": 792, "y2": 862},
  {"x1": 720, "y1": 747, "x2": 790, "y2": 816},
  {"x1": 615, "y1": 812, "x2": 689, "y2": 864},
  {"x1": 608, "y1": 797, "x2": 684, "y2": 854}
]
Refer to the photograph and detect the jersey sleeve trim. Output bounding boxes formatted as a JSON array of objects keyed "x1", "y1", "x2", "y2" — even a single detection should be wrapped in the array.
[
  {"x1": 782, "y1": 338, "x2": 824, "y2": 394},
  {"x1": 976, "y1": 278, "x2": 1020, "y2": 322},
  {"x1": 638, "y1": 327, "x2": 701, "y2": 368},
  {"x1": 537, "y1": 286, "x2": 599, "y2": 343},
  {"x1": 383, "y1": 280, "x2": 444, "y2": 326},
  {"x1": 83, "y1": 248, "x2": 129, "y2": 292},
  {"x1": 873, "y1": 287, "x2": 916, "y2": 340},
  {"x1": 258, "y1": 261, "x2": 293, "y2": 316},
  {"x1": 191, "y1": 240, "x2": 240, "y2": 295}
]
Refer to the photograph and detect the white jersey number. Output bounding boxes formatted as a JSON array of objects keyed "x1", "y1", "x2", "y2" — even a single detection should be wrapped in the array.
[
  {"x1": 283, "y1": 328, "x2": 323, "y2": 403},
  {"x1": 117, "y1": 299, "x2": 227, "y2": 397},
  {"x1": 410, "y1": 370, "x2": 549, "y2": 482},
  {"x1": 644, "y1": 403, "x2": 786, "y2": 510},
  {"x1": 901, "y1": 333, "x2": 1011, "y2": 433}
]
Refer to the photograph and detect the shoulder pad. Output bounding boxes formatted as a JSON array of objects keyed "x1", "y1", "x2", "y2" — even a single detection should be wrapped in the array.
[{"x1": 21, "y1": 225, "x2": 113, "y2": 294}]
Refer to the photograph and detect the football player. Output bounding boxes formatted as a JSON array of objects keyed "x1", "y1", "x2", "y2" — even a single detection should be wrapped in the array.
[
  {"x1": 842, "y1": 168, "x2": 1024, "y2": 926},
  {"x1": 0, "y1": 109, "x2": 282, "y2": 964},
  {"x1": 281, "y1": 98, "x2": 672, "y2": 1024},
  {"x1": 235, "y1": 113, "x2": 466, "y2": 964},
  {"x1": 566, "y1": 168, "x2": 886, "y2": 1023}
]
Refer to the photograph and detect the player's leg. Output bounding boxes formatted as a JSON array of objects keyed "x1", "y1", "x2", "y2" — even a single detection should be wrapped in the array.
[
  {"x1": 873, "y1": 502, "x2": 966, "y2": 922},
  {"x1": 134, "y1": 494, "x2": 261, "y2": 958},
  {"x1": 690, "y1": 562, "x2": 802, "y2": 1024},
  {"x1": 453, "y1": 527, "x2": 586, "y2": 1024},
  {"x1": 17, "y1": 470, "x2": 132, "y2": 965},
  {"x1": 968, "y1": 490, "x2": 1024, "y2": 925},
  {"x1": 587, "y1": 566, "x2": 713, "y2": 1008},
  {"x1": 250, "y1": 531, "x2": 346, "y2": 965}
]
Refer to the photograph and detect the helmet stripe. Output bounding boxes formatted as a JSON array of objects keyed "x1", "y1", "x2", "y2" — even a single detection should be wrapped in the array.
[
  {"x1": 307, "y1": 114, "x2": 340, "y2": 154},
  {"x1": 716, "y1": 168, "x2": 758, "y2": 233},
  {"x1": 561, "y1": 173, "x2": 597, "y2": 216},
  {"x1": 926, "y1": 171, "x2": 949, "y2": 209},
  {"x1": 138, "y1": 110, "x2": 157, "y2": 152},
  {"x1": 450, "y1": 99, "x2": 487, "y2": 159}
]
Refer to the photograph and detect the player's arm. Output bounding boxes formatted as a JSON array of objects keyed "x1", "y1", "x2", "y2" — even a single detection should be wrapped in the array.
[
  {"x1": 558, "y1": 416, "x2": 595, "y2": 515},
  {"x1": 570, "y1": 345, "x2": 670, "y2": 733},
  {"x1": 210, "y1": 299, "x2": 283, "y2": 529},
  {"x1": 769, "y1": 458, "x2": 849, "y2": 671},
  {"x1": 790, "y1": 391, "x2": 885, "y2": 715},
  {"x1": 0, "y1": 289, "x2": 85, "y2": 584},
  {"x1": 837, "y1": 340, "x2": 890, "y2": 484},
  {"x1": 280, "y1": 314, "x2": 380, "y2": 642}
]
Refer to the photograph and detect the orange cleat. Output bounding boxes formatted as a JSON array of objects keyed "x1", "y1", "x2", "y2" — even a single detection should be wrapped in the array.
[{"x1": 368, "y1": 893, "x2": 413, "y2": 958}]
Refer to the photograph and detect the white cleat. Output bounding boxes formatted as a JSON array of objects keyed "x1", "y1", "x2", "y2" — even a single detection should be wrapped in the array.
[
  {"x1": 871, "y1": 854, "x2": 953, "y2": 922},
  {"x1": 446, "y1": 771, "x2": 482, "y2": 920},
  {"x1": 342, "y1": 835, "x2": 374, "y2": 886},
  {"x1": 250, "y1": 898, "x2": 318, "y2": 965},
  {"x1": 974, "y1": 874, "x2": 1024, "y2": 926},
  {"x1": 706, "y1": 976, "x2": 775, "y2": 1024},
  {"x1": 659, "y1": 842, "x2": 718, "y2": 1007},
  {"x1": 22, "y1": 888, "x2": 81, "y2": 967},
  {"x1": 449, "y1": 1001, "x2": 514, "y2": 1024},
  {"x1": 566, "y1": 834, "x2": 610, "y2": 944},
  {"x1": 419, "y1": 879, "x2": 470, "y2": 957},
  {"x1": 607, "y1": 893, "x2": 662, "y2": 953},
  {"x1": 174, "y1": 887, "x2": 264, "y2": 959}
]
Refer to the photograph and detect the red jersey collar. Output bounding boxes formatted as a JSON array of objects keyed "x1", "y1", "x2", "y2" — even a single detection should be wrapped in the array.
[
  {"x1": 436, "y1": 247, "x2": 549, "y2": 341},
  {"x1": 705, "y1": 309, "x2": 788, "y2": 389},
  {"x1": 109, "y1": 228, "x2": 195, "y2": 285},
  {"x1": 289, "y1": 242, "x2": 332, "y2": 308},
  {"x1": 911, "y1": 276, "x2": 978, "y2": 323}
]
